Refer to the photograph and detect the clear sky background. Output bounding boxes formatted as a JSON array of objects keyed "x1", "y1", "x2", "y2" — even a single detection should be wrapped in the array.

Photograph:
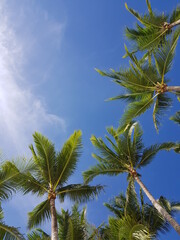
[{"x1": 0, "y1": 0, "x2": 180, "y2": 239}]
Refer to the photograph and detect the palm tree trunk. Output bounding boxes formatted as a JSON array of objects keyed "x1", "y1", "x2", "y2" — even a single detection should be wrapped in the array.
[
  {"x1": 166, "y1": 86, "x2": 180, "y2": 92},
  {"x1": 168, "y1": 19, "x2": 180, "y2": 29},
  {"x1": 134, "y1": 175, "x2": 180, "y2": 235},
  {"x1": 50, "y1": 198, "x2": 58, "y2": 240}
]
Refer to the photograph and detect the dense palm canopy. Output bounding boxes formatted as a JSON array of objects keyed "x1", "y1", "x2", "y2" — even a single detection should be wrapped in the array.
[
  {"x1": 58, "y1": 204, "x2": 87, "y2": 240},
  {"x1": 14, "y1": 130, "x2": 103, "y2": 239},
  {"x1": 124, "y1": 0, "x2": 180, "y2": 54},
  {"x1": 104, "y1": 185, "x2": 180, "y2": 239}
]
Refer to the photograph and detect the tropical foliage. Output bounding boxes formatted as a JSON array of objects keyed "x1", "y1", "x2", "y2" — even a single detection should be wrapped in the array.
[
  {"x1": 11, "y1": 131, "x2": 103, "y2": 239},
  {"x1": 83, "y1": 121, "x2": 180, "y2": 233},
  {"x1": 0, "y1": 0, "x2": 179, "y2": 239},
  {"x1": 125, "y1": 0, "x2": 180, "y2": 54}
]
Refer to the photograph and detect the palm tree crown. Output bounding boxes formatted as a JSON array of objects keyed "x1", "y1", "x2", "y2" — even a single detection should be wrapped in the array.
[
  {"x1": 97, "y1": 29, "x2": 180, "y2": 131},
  {"x1": 17, "y1": 130, "x2": 103, "y2": 239},
  {"x1": 124, "y1": 0, "x2": 180, "y2": 54}
]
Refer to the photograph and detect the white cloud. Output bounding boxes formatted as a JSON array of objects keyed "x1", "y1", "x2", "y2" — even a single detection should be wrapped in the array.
[{"x1": 0, "y1": 1, "x2": 66, "y2": 156}]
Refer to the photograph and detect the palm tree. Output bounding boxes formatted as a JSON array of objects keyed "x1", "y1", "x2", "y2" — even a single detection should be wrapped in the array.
[
  {"x1": 0, "y1": 160, "x2": 25, "y2": 239},
  {"x1": 83, "y1": 122, "x2": 180, "y2": 234},
  {"x1": 104, "y1": 184, "x2": 180, "y2": 239},
  {"x1": 17, "y1": 130, "x2": 103, "y2": 240},
  {"x1": 96, "y1": 30, "x2": 180, "y2": 131},
  {"x1": 124, "y1": 0, "x2": 180, "y2": 54}
]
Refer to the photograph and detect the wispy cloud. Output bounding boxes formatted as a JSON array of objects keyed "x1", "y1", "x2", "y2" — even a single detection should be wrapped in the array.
[{"x1": 0, "y1": 1, "x2": 66, "y2": 156}]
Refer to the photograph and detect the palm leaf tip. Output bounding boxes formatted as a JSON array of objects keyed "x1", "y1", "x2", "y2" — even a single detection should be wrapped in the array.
[{"x1": 170, "y1": 111, "x2": 180, "y2": 125}]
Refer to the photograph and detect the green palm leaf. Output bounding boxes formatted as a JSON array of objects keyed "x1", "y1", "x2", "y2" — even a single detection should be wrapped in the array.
[
  {"x1": 28, "y1": 200, "x2": 51, "y2": 229},
  {"x1": 0, "y1": 162, "x2": 18, "y2": 201},
  {"x1": 83, "y1": 164, "x2": 126, "y2": 184},
  {"x1": 137, "y1": 142, "x2": 179, "y2": 168},
  {"x1": 27, "y1": 228, "x2": 50, "y2": 240},
  {"x1": 170, "y1": 111, "x2": 180, "y2": 125},
  {"x1": 120, "y1": 94, "x2": 156, "y2": 125},
  {"x1": 170, "y1": 6, "x2": 180, "y2": 23},
  {"x1": 0, "y1": 223, "x2": 25, "y2": 240},
  {"x1": 153, "y1": 93, "x2": 172, "y2": 131},
  {"x1": 154, "y1": 30, "x2": 179, "y2": 82},
  {"x1": 57, "y1": 184, "x2": 103, "y2": 203},
  {"x1": 54, "y1": 130, "x2": 82, "y2": 189},
  {"x1": 30, "y1": 132, "x2": 56, "y2": 186}
]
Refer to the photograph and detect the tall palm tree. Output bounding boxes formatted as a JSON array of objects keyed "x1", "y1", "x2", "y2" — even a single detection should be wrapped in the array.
[
  {"x1": 124, "y1": 0, "x2": 180, "y2": 54},
  {"x1": 17, "y1": 130, "x2": 103, "y2": 240},
  {"x1": 96, "y1": 30, "x2": 180, "y2": 131},
  {"x1": 83, "y1": 122, "x2": 180, "y2": 234},
  {"x1": 0, "y1": 160, "x2": 25, "y2": 239}
]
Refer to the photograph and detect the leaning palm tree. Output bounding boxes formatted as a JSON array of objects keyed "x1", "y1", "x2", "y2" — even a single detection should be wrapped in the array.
[
  {"x1": 96, "y1": 29, "x2": 180, "y2": 131},
  {"x1": 83, "y1": 122, "x2": 180, "y2": 234},
  {"x1": 17, "y1": 130, "x2": 103, "y2": 240},
  {"x1": 124, "y1": 0, "x2": 180, "y2": 55}
]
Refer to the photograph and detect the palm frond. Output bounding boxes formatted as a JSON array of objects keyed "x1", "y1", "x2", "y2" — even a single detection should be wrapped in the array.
[
  {"x1": 120, "y1": 94, "x2": 156, "y2": 125},
  {"x1": 30, "y1": 132, "x2": 56, "y2": 186},
  {"x1": 153, "y1": 93, "x2": 172, "y2": 131},
  {"x1": 0, "y1": 223, "x2": 24, "y2": 240},
  {"x1": 28, "y1": 199, "x2": 50, "y2": 229},
  {"x1": 138, "y1": 142, "x2": 179, "y2": 168},
  {"x1": 83, "y1": 164, "x2": 126, "y2": 184},
  {"x1": 170, "y1": 6, "x2": 180, "y2": 23},
  {"x1": 154, "y1": 30, "x2": 179, "y2": 82},
  {"x1": 108, "y1": 215, "x2": 152, "y2": 240},
  {"x1": 57, "y1": 184, "x2": 103, "y2": 203},
  {"x1": 54, "y1": 130, "x2": 82, "y2": 189},
  {"x1": 170, "y1": 111, "x2": 180, "y2": 125},
  {"x1": 19, "y1": 171, "x2": 47, "y2": 196},
  {"x1": 27, "y1": 228, "x2": 50, "y2": 240},
  {"x1": 90, "y1": 135, "x2": 126, "y2": 167},
  {"x1": 57, "y1": 209, "x2": 70, "y2": 240},
  {"x1": 0, "y1": 161, "x2": 19, "y2": 201}
]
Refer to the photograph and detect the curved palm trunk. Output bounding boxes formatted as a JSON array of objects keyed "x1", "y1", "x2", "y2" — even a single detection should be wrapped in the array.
[
  {"x1": 50, "y1": 198, "x2": 58, "y2": 240},
  {"x1": 135, "y1": 175, "x2": 180, "y2": 235}
]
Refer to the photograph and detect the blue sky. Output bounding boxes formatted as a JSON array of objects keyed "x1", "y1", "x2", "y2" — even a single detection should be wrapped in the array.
[{"x1": 0, "y1": 0, "x2": 180, "y2": 239}]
